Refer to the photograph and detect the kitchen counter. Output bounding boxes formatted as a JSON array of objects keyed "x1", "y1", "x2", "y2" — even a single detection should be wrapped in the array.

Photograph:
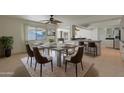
[
  {"x1": 71, "y1": 39, "x2": 101, "y2": 42},
  {"x1": 120, "y1": 41, "x2": 124, "y2": 61},
  {"x1": 71, "y1": 40, "x2": 102, "y2": 56}
]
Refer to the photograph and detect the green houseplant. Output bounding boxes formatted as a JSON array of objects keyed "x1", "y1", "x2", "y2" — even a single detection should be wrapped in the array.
[
  {"x1": 49, "y1": 38, "x2": 55, "y2": 43},
  {"x1": 0, "y1": 36, "x2": 14, "y2": 57}
]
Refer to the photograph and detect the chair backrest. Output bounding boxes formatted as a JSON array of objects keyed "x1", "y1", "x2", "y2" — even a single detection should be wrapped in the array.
[
  {"x1": 33, "y1": 47, "x2": 48, "y2": 64},
  {"x1": 88, "y1": 42, "x2": 96, "y2": 47},
  {"x1": 79, "y1": 41, "x2": 84, "y2": 46},
  {"x1": 26, "y1": 44, "x2": 34, "y2": 57},
  {"x1": 71, "y1": 46, "x2": 84, "y2": 63}
]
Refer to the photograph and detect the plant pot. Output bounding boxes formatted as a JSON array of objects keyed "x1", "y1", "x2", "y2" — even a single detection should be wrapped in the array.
[{"x1": 4, "y1": 48, "x2": 11, "y2": 57}]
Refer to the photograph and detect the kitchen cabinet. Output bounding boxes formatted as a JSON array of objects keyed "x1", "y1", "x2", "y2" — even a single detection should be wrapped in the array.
[{"x1": 120, "y1": 41, "x2": 124, "y2": 61}]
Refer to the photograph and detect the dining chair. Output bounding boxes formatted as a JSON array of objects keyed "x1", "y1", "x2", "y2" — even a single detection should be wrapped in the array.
[
  {"x1": 88, "y1": 42, "x2": 97, "y2": 56},
  {"x1": 64, "y1": 44, "x2": 76, "y2": 56},
  {"x1": 26, "y1": 44, "x2": 34, "y2": 67},
  {"x1": 79, "y1": 41, "x2": 84, "y2": 46},
  {"x1": 79, "y1": 41, "x2": 88, "y2": 53},
  {"x1": 33, "y1": 47, "x2": 53, "y2": 77},
  {"x1": 65, "y1": 46, "x2": 84, "y2": 77},
  {"x1": 62, "y1": 45, "x2": 76, "y2": 64}
]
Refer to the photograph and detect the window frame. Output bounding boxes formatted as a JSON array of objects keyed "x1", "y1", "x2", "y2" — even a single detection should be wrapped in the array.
[{"x1": 25, "y1": 25, "x2": 46, "y2": 41}]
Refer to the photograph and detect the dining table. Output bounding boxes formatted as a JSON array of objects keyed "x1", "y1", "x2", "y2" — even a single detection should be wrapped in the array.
[{"x1": 37, "y1": 43, "x2": 78, "y2": 67}]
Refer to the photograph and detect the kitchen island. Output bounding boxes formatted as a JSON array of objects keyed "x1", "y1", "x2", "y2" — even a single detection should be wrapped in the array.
[
  {"x1": 66, "y1": 39, "x2": 102, "y2": 56},
  {"x1": 120, "y1": 41, "x2": 124, "y2": 61}
]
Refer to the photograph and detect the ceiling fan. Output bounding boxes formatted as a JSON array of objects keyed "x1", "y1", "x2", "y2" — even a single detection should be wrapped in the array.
[{"x1": 41, "y1": 15, "x2": 62, "y2": 24}]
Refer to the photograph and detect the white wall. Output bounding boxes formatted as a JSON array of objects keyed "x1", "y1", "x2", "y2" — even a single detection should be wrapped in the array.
[
  {"x1": 97, "y1": 27, "x2": 115, "y2": 48},
  {"x1": 90, "y1": 28, "x2": 98, "y2": 40},
  {"x1": 98, "y1": 28, "x2": 106, "y2": 39},
  {"x1": 75, "y1": 29, "x2": 90, "y2": 38},
  {"x1": 0, "y1": 16, "x2": 46, "y2": 54},
  {"x1": 0, "y1": 17, "x2": 25, "y2": 54},
  {"x1": 97, "y1": 27, "x2": 108, "y2": 47},
  {"x1": 75, "y1": 28, "x2": 98, "y2": 40},
  {"x1": 120, "y1": 16, "x2": 124, "y2": 41}
]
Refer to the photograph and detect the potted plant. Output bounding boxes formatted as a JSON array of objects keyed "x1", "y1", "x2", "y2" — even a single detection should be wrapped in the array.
[
  {"x1": 0, "y1": 36, "x2": 14, "y2": 57},
  {"x1": 49, "y1": 39, "x2": 55, "y2": 43}
]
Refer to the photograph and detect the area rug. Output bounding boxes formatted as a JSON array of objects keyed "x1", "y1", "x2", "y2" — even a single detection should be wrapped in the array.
[
  {"x1": 0, "y1": 72, "x2": 14, "y2": 77},
  {"x1": 21, "y1": 57, "x2": 94, "y2": 77}
]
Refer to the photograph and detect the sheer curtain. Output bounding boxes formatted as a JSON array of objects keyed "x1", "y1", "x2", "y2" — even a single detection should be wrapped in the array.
[
  {"x1": 24, "y1": 25, "x2": 46, "y2": 41},
  {"x1": 24, "y1": 24, "x2": 47, "y2": 46}
]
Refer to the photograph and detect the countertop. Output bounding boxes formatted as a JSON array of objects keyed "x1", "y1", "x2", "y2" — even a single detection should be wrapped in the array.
[{"x1": 71, "y1": 40, "x2": 102, "y2": 42}]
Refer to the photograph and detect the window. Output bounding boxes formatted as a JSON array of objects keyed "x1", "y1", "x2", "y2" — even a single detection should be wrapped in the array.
[
  {"x1": 64, "y1": 32, "x2": 68, "y2": 40},
  {"x1": 26, "y1": 26, "x2": 46, "y2": 41}
]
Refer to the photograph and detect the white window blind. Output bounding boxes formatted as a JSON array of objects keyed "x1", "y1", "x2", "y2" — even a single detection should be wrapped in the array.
[{"x1": 25, "y1": 25, "x2": 46, "y2": 41}]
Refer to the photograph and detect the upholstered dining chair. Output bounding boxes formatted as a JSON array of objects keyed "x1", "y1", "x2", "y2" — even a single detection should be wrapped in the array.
[
  {"x1": 26, "y1": 44, "x2": 34, "y2": 67},
  {"x1": 79, "y1": 41, "x2": 87, "y2": 53},
  {"x1": 33, "y1": 47, "x2": 53, "y2": 77},
  {"x1": 79, "y1": 41, "x2": 84, "y2": 46},
  {"x1": 63, "y1": 44, "x2": 76, "y2": 56},
  {"x1": 65, "y1": 46, "x2": 84, "y2": 77},
  {"x1": 88, "y1": 42, "x2": 97, "y2": 56}
]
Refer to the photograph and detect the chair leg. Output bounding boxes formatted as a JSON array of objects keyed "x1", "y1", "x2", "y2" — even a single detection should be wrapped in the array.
[
  {"x1": 94, "y1": 48, "x2": 95, "y2": 56},
  {"x1": 93, "y1": 47, "x2": 97, "y2": 56},
  {"x1": 40, "y1": 64, "x2": 42, "y2": 77},
  {"x1": 27, "y1": 56, "x2": 29, "y2": 64},
  {"x1": 75, "y1": 64, "x2": 78, "y2": 77},
  {"x1": 89, "y1": 47, "x2": 91, "y2": 54},
  {"x1": 63, "y1": 55, "x2": 65, "y2": 64},
  {"x1": 43, "y1": 49, "x2": 44, "y2": 54},
  {"x1": 96, "y1": 47, "x2": 97, "y2": 56},
  {"x1": 65, "y1": 61, "x2": 67, "y2": 72},
  {"x1": 93, "y1": 48, "x2": 95, "y2": 56},
  {"x1": 30, "y1": 57, "x2": 32, "y2": 67},
  {"x1": 34, "y1": 62, "x2": 37, "y2": 71},
  {"x1": 81, "y1": 61, "x2": 83, "y2": 71},
  {"x1": 51, "y1": 60, "x2": 53, "y2": 72}
]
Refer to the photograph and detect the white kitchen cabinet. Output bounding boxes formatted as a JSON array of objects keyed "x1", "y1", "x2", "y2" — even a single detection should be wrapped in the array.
[
  {"x1": 120, "y1": 41, "x2": 124, "y2": 61},
  {"x1": 105, "y1": 40, "x2": 113, "y2": 48}
]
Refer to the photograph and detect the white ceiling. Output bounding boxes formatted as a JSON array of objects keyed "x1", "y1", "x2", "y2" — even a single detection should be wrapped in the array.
[{"x1": 8, "y1": 15, "x2": 123, "y2": 28}]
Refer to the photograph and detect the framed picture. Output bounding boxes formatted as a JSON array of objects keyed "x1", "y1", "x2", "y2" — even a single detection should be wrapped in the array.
[{"x1": 106, "y1": 28, "x2": 114, "y2": 38}]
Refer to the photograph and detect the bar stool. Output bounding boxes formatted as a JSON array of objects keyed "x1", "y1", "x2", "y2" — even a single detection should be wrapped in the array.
[{"x1": 88, "y1": 42, "x2": 97, "y2": 56}]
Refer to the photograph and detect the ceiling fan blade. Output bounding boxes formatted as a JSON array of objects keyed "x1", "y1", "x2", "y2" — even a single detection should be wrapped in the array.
[
  {"x1": 44, "y1": 22, "x2": 50, "y2": 24},
  {"x1": 42, "y1": 19, "x2": 49, "y2": 21},
  {"x1": 51, "y1": 21, "x2": 58, "y2": 24},
  {"x1": 41, "y1": 20, "x2": 49, "y2": 22},
  {"x1": 40, "y1": 20, "x2": 50, "y2": 23},
  {"x1": 54, "y1": 19, "x2": 62, "y2": 23}
]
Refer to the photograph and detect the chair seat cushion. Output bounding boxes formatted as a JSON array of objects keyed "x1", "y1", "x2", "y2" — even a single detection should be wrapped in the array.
[
  {"x1": 65, "y1": 52, "x2": 77, "y2": 61},
  {"x1": 68, "y1": 50, "x2": 75, "y2": 55},
  {"x1": 65, "y1": 56, "x2": 71, "y2": 61},
  {"x1": 42, "y1": 54, "x2": 52, "y2": 61}
]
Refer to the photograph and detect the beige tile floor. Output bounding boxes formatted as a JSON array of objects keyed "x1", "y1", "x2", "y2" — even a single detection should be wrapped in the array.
[
  {"x1": 0, "y1": 47, "x2": 124, "y2": 77},
  {"x1": 0, "y1": 53, "x2": 30, "y2": 77},
  {"x1": 84, "y1": 48, "x2": 124, "y2": 76}
]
